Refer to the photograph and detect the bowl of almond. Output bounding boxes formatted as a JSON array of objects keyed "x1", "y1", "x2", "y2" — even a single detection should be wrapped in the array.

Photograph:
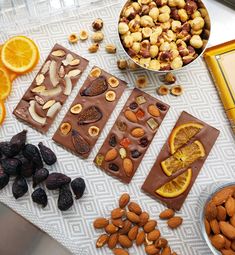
[
  {"x1": 118, "y1": 0, "x2": 211, "y2": 72},
  {"x1": 200, "y1": 182, "x2": 235, "y2": 255}
]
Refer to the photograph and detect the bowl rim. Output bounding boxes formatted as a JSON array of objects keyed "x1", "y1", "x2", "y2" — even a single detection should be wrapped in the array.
[{"x1": 117, "y1": 0, "x2": 212, "y2": 73}]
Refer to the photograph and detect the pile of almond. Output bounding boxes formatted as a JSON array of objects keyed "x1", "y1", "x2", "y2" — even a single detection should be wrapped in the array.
[
  {"x1": 93, "y1": 193, "x2": 178, "y2": 255},
  {"x1": 204, "y1": 185, "x2": 235, "y2": 255}
]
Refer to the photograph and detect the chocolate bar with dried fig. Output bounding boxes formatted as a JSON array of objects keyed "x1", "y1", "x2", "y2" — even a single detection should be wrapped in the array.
[{"x1": 13, "y1": 44, "x2": 89, "y2": 133}]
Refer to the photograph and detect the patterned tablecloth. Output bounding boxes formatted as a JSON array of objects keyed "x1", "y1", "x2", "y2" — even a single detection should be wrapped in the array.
[{"x1": 0, "y1": 1, "x2": 235, "y2": 255}]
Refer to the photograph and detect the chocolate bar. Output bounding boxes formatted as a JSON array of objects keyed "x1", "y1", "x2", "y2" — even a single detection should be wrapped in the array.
[
  {"x1": 13, "y1": 44, "x2": 89, "y2": 133},
  {"x1": 142, "y1": 111, "x2": 220, "y2": 210},
  {"x1": 94, "y1": 88, "x2": 170, "y2": 183},
  {"x1": 52, "y1": 66, "x2": 127, "y2": 159}
]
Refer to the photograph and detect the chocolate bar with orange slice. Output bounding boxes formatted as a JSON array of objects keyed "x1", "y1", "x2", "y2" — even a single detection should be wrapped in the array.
[
  {"x1": 13, "y1": 44, "x2": 89, "y2": 133},
  {"x1": 142, "y1": 111, "x2": 220, "y2": 210}
]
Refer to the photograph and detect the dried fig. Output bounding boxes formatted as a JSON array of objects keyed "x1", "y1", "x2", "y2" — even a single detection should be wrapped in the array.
[
  {"x1": 77, "y1": 106, "x2": 103, "y2": 125},
  {"x1": 38, "y1": 142, "x2": 57, "y2": 165},
  {"x1": 71, "y1": 177, "x2": 86, "y2": 199},
  {"x1": 0, "y1": 166, "x2": 9, "y2": 190},
  {"x1": 2, "y1": 158, "x2": 22, "y2": 176},
  {"x1": 109, "y1": 134, "x2": 117, "y2": 147},
  {"x1": 46, "y1": 173, "x2": 71, "y2": 190},
  {"x1": 58, "y1": 185, "x2": 74, "y2": 211},
  {"x1": 32, "y1": 188, "x2": 48, "y2": 208},
  {"x1": 16, "y1": 154, "x2": 35, "y2": 178},
  {"x1": 72, "y1": 130, "x2": 90, "y2": 155},
  {"x1": 33, "y1": 168, "x2": 49, "y2": 188},
  {"x1": 10, "y1": 130, "x2": 27, "y2": 154},
  {"x1": 80, "y1": 76, "x2": 108, "y2": 96},
  {"x1": 12, "y1": 176, "x2": 28, "y2": 199},
  {"x1": 23, "y1": 144, "x2": 43, "y2": 169},
  {"x1": 0, "y1": 142, "x2": 17, "y2": 158}
]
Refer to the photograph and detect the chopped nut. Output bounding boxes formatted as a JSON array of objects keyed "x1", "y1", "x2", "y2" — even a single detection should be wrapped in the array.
[
  {"x1": 108, "y1": 77, "x2": 119, "y2": 88},
  {"x1": 35, "y1": 95, "x2": 45, "y2": 105},
  {"x1": 70, "y1": 59, "x2": 80, "y2": 66},
  {"x1": 31, "y1": 85, "x2": 46, "y2": 93},
  {"x1": 46, "y1": 102, "x2": 61, "y2": 118},
  {"x1": 51, "y1": 50, "x2": 66, "y2": 57},
  {"x1": 164, "y1": 72, "x2": 176, "y2": 84},
  {"x1": 171, "y1": 85, "x2": 183, "y2": 96},
  {"x1": 105, "y1": 91, "x2": 116, "y2": 102},
  {"x1": 68, "y1": 33, "x2": 78, "y2": 44},
  {"x1": 68, "y1": 69, "x2": 81, "y2": 78},
  {"x1": 157, "y1": 85, "x2": 169, "y2": 96},
  {"x1": 60, "y1": 122, "x2": 72, "y2": 135},
  {"x1": 90, "y1": 67, "x2": 102, "y2": 77},
  {"x1": 92, "y1": 18, "x2": 103, "y2": 31},
  {"x1": 117, "y1": 59, "x2": 128, "y2": 70},
  {"x1": 88, "y1": 126, "x2": 100, "y2": 137},
  {"x1": 42, "y1": 100, "x2": 56, "y2": 110},
  {"x1": 70, "y1": 104, "x2": 82, "y2": 114},
  {"x1": 35, "y1": 74, "x2": 45, "y2": 86},
  {"x1": 105, "y1": 44, "x2": 116, "y2": 54},
  {"x1": 136, "y1": 75, "x2": 148, "y2": 88},
  {"x1": 88, "y1": 43, "x2": 99, "y2": 53},
  {"x1": 92, "y1": 31, "x2": 104, "y2": 43},
  {"x1": 79, "y1": 30, "x2": 89, "y2": 41}
]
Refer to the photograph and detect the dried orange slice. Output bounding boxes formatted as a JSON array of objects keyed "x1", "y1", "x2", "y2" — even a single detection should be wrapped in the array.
[
  {"x1": 161, "y1": 140, "x2": 205, "y2": 176},
  {"x1": 169, "y1": 122, "x2": 203, "y2": 154},
  {"x1": 156, "y1": 168, "x2": 192, "y2": 198},
  {"x1": 0, "y1": 100, "x2": 6, "y2": 125},
  {"x1": 1, "y1": 36, "x2": 39, "y2": 74},
  {"x1": 0, "y1": 67, "x2": 12, "y2": 100}
]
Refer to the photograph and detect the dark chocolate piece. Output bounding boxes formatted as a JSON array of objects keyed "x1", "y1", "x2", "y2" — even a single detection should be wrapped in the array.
[
  {"x1": 13, "y1": 44, "x2": 89, "y2": 133},
  {"x1": 52, "y1": 66, "x2": 127, "y2": 159},
  {"x1": 94, "y1": 88, "x2": 170, "y2": 184},
  {"x1": 142, "y1": 111, "x2": 220, "y2": 211}
]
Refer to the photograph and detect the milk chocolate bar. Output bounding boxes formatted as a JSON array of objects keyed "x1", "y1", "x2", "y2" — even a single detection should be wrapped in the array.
[
  {"x1": 142, "y1": 111, "x2": 220, "y2": 210},
  {"x1": 13, "y1": 44, "x2": 89, "y2": 133},
  {"x1": 52, "y1": 66, "x2": 127, "y2": 159},
  {"x1": 94, "y1": 88, "x2": 170, "y2": 183}
]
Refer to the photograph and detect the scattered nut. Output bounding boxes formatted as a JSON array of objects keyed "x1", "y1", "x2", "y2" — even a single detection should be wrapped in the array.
[
  {"x1": 88, "y1": 126, "x2": 100, "y2": 137},
  {"x1": 157, "y1": 85, "x2": 169, "y2": 96},
  {"x1": 136, "y1": 75, "x2": 148, "y2": 88},
  {"x1": 60, "y1": 122, "x2": 72, "y2": 135},
  {"x1": 68, "y1": 33, "x2": 79, "y2": 44},
  {"x1": 117, "y1": 59, "x2": 128, "y2": 70},
  {"x1": 128, "y1": 60, "x2": 138, "y2": 70},
  {"x1": 108, "y1": 77, "x2": 119, "y2": 88},
  {"x1": 105, "y1": 91, "x2": 116, "y2": 102},
  {"x1": 170, "y1": 85, "x2": 183, "y2": 96},
  {"x1": 92, "y1": 18, "x2": 103, "y2": 31},
  {"x1": 92, "y1": 31, "x2": 104, "y2": 42},
  {"x1": 79, "y1": 30, "x2": 89, "y2": 40},
  {"x1": 90, "y1": 67, "x2": 102, "y2": 77},
  {"x1": 70, "y1": 104, "x2": 82, "y2": 114},
  {"x1": 88, "y1": 43, "x2": 99, "y2": 53},
  {"x1": 105, "y1": 44, "x2": 117, "y2": 54},
  {"x1": 164, "y1": 72, "x2": 176, "y2": 84}
]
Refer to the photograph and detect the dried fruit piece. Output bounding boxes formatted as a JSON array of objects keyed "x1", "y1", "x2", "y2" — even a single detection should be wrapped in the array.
[
  {"x1": 117, "y1": 121, "x2": 127, "y2": 132},
  {"x1": 2, "y1": 158, "x2": 22, "y2": 176},
  {"x1": 0, "y1": 142, "x2": 17, "y2": 157},
  {"x1": 105, "y1": 44, "x2": 117, "y2": 54},
  {"x1": 89, "y1": 67, "x2": 101, "y2": 78},
  {"x1": 0, "y1": 171, "x2": 9, "y2": 190},
  {"x1": 135, "y1": 109, "x2": 145, "y2": 120},
  {"x1": 109, "y1": 163, "x2": 119, "y2": 172},
  {"x1": 143, "y1": 220, "x2": 157, "y2": 233},
  {"x1": 51, "y1": 50, "x2": 66, "y2": 57},
  {"x1": 136, "y1": 75, "x2": 148, "y2": 88},
  {"x1": 171, "y1": 85, "x2": 183, "y2": 96},
  {"x1": 108, "y1": 77, "x2": 119, "y2": 88},
  {"x1": 94, "y1": 217, "x2": 109, "y2": 229},
  {"x1": 131, "y1": 127, "x2": 145, "y2": 138},
  {"x1": 129, "y1": 102, "x2": 138, "y2": 110},
  {"x1": 120, "y1": 138, "x2": 131, "y2": 148},
  {"x1": 156, "y1": 102, "x2": 167, "y2": 111},
  {"x1": 164, "y1": 72, "x2": 176, "y2": 84},
  {"x1": 147, "y1": 118, "x2": 159, "y2": 130},
  {"x1": 159, "y1": 209, "x2": 175, "y2": 219},
  {"x1": 105, "y1": 148, "x2": 118, "y2": 161},
  {"x1": 119, "y1": 148, "x2": 127, "y2": 159},
  {"x1": 79, "y1": 30, "x2": 89, "y2": 40},
  {"x1": 12, "y1": 176, "x2": 28, "y2": 199},
  {"x1": 139, "y1": 137, "x2": 149, "y2": 147},
  {"x1": 68, "y1": 33, "x2": 78, "y2": 44},
  {"x1": 136, "y1": 95, "x2": 146, "y2": 105},
  {"x1": 46, "y1": 172, "x2": 71, "y2": 190},
  {"x1": 17, "y1": 155, "x2": 34, "y2": 178},
  {"x1": 77, "y1": 106, "x2": 102, "y2": 125},
  {"x1": 10, "y1": 130, "x2": 27, "y2": 154},
  {"x1": 92, "y1": 18, "x2": 103, "y2": 31},
  {"x1": 157, "y1": 85, "x2": 169, "y2": 96},
  {"x1": 70, "y1": 104, "x2": 82, "y2": 114},
  {"x1": 119, "y1": 193, "x2": 130, "y2": 208},
  {"x1": 31, "y1": 188, "x2": 48, "y2": 208},
  {"x1": 71, "y1": 177, "x2": 86, "y2": 199},
  {"x1": 88, "y1": 126, "x2": 100, "y2": 137},
  {"x1": 72, "y1": 130, "x2": 90, "y2": 155},
  {"x1": 81, "y1": 76, "x2": 108, "y2": 97},
  {"x1": 38, "y1": 142, "x2": 57, "y2": 165},
  {"x1": 128, "y1": 202, "x2": 142, "y2": 215},
  {"x1": 95, "y1": 154, "x2": 104, "y2": 166},
  {"x1": 117, "y1": 59, "x2": 128, "y2": 70},
  {"x1": 124, "y1": 110, "x2": 138, "y2": 123},
  {"x1": 109, "y1": 134, "x2": 117, "y2": 147},
  {"x1": 58, "y1": 185, "x2": 74, "y2": 211},
  {"x1": 32, "y1": 168, "x2": 49, "y2": 188},
  {"x1": 148, "y1": 105, "x2": 160, "y2": 117},
  {"x1": 96, "y1": 234, "x2": 109, "y2": 248},
  {"x1": 131, "y1": 150, "x2": 142, "y2": 159},
  {"x1": 106, "y1": 91, "x2": 116, "y2": 102},
  {"x1": 167, "y1": 216, "x2": 183, "y2": 229},
  {"x1": 60, "y1": 122, "x2": 71, "y2": 135}
]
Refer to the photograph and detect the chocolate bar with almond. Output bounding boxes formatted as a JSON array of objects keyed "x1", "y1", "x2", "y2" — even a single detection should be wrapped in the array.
[
  {"x1": 94, "y1": 88, "x2": 170, "y2": 183},
  {"x1": 52, "y1": 66, "x2": 127, "y2": 159},
  {"x1": 13, "y1": 44, "x2": 89, "y2": 133},
  {"x1": 142, "y1": 111, "x2": 220, "y2": 210}
]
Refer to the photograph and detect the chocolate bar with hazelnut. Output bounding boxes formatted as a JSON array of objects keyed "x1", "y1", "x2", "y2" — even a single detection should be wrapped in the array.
[
  {"x1": 94, "y1": 88, "x2": 170, "y2": 183},
  {"x1": 13, "y1": 44, "x2": 89, "y2": 133},
  {"x1": 142, "y1": 111, "x2": 220, "y2": 210},
  {"x1": 52, "y1": 66, "x2": 127, "y2": 159}
]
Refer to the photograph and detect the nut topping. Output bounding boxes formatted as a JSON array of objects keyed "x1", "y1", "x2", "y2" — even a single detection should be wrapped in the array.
[
  {"x1": 35, "y1": 95, "x2": 45, "y2": 105},
  {"x1": 41, "y1": 60, "x2": 51, "y2": 74},
  {"x1": 105, "y1": 44, "x2": 117, "y2": 54},
  {"x1": 70, "y1": 59, "x2": 80, "y2": 66},
  {"x1": 59, "y1": 66, "x2": 65, "y2": 78},
  {"x1": 60, "y1": 122, "x2": 72, "y2": 135},
  {"x1": 64, "y1": 75, "x2": 72, "y2": 96},
  {"x1": 88, "y1": 126, "x2": 100, "y2": 137},
  {"x1": 31, "y1": 85, "x2": 46, "y2": 93},
  {"x1": 90, "y1": 67, "x2": 102, "y2": 78},
  {"x1": 62, "y1": 54, "x2": 74, "y2": 66},
  {"x1": 51, "y1": 50, "x2": 66, "y2": 57},
  {"x1": 36, "y1": 74, "x2": 45, "y2": 86},
  {"x1": 42, "y1": 100, "x2": 56, "y2": 110},
  {"x1": 39, "y1": 86, "x2": 62, "y2": 97},
  {"x1": 49, "y1": 60, "x2": 59, "y2": 87},
  {"x1": 170, "y1": 85, "x2": 183, "y2": 96},
  {"x1": 68, "y1": 33, "x2": 79, "y2": 44},
  {"x1": 28, "y1": 100, "x2": 46, "y2": 125},
  {"x1": 46, "y1": 102, "x2": 61, "y2": 118},
  {"x1": 105, "y1": 91, "x2": 116, "y2": 102},
  {"x1": 68, "y1": 69, "x2": 81, "y2": 78},
  {"x1": 70, "y1": 104, "x2": 82, "y2": 114},
  {"x1": 79, "y1": 30, "x2": 89, "y2": 41},
  {"x1": 108, "y1": 77, "x2": 120, "y2": 88}
]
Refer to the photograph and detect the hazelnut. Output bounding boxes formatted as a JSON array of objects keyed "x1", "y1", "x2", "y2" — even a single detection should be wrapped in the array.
[
  {"x1": 190, "y1": 35, "x2": 203, "y2": 48},
  {"x1": 108, "y1": 77, "x2": 119, "y2": 88},
  {"x1": 150, "y1": 30, "x2": 162, "y2": 44},
  {"x1": 170, "y1": 42, "x2": 177, "y2": 50},
  {"x1": 170, "y1": 56, "x2": 183, "y2": 69},
  {"x1": 160, "y1": 41, "x2": 171, "y2": 52},
  {"x1": 141, "y1": 40, "x2": 151, "y2": 50},
  {"x1": 128, "y1": 48, "x2": 138, "y2": 57},
  {"x1": 79, "y1": 30, "x2": 89, "y2": 40},
  {"x1": 118, "y1": 22, "x2": 129, "y2": 34},
  {"x1": 158, "y1": 13, "x2": 170, "y2": 23},
  {"x1": 142, "y1": 27, "x2": 153, "y2": 38},
  {"x1": 123, "y1": 6, "x2": 136, "y2": 19},
  {"x1": 139, "y1": 57, "x2": 151, "y2": 68},
  {"x1": 149, "y1": 59, "x2": 160, "y2": 70},
  {"x1": 150, "y1": 45, "x2": 159, "y2": 58},
  {"x1": 88, "y1": 126, "x2": 100, "y2": 137},
  {"x1": 161, "y1": 21, "x2": 171, "y2": 30},
  {"x1": 191, "y1": 29, "x2": 202, "y2": 35},
  {"x1": 68, "y1": 33, "x2": 78, "y2": 44},
  {"x1": 182, "y1": 55, "x2": 195, "y2": 65},
  {"x1": 199, "y1": 8, "x2": 208, "y2": 18},
  {"x1": 157, "y1": 85, "x2": 169, "y2": 96},
  {"x1": 90, "y1": 67, "x2": 102, "y2": 78},
  {"x1": 92, "y1": 31, "x2": 104, "y2": 42},
  {"x1": 105, "y1": 44, "x2": 117, "y2": 54},
  {"x1": 139, "y1": 0, "x2": 151, "y2": 4},
  {"x1": 188, "y1": 45, "x2": 196, "y2": 55},
  {"x1": 149, "y1": 7, "x2": 159, "y2": 20},
  {"x1": 131, "y1": 32, "x2": 142, "y2": 42},
  {"x1": 70, "y1": 104, "x2": 82, "y2": 114},
  {"x1": 178, "y1": 9, "x2": 189, "y2": 22},
  {"x1": 164, "y1": 72, "x2": 176, "y2": 84},
  {"x1": 140, "y1": 5, "x2": 150, "y2": 15},
  {"x1": 140, "y1": 15, "x2": 154, "y2": 27},
  {"x1": 124, "y1": 35, "x2": 134, "y2": 48},
  {"x1": 191, "y1": 17, "x2": 205, "y2": 31},
  {"x1": 129, "y1": 60, "x2": 139, "y2": 70},
  {"x1": 60, "y1": 122, "x2": 72, "y2": 136},
  {"x1": 132, "y1": 42, "x2": 141, "y2": 53},
  {"x1": 171, "y1": 49, "x2": 179, "y2": 59},
  {"x1": 136, "y1": 75, "x2": 148, "y2": 88},
  {"x1": 178, "y1": 46, "x2": 189, "y2": 57},
  {"x1": 185, "y1": 0, "x2": 198, "y2": 15},
  {"x1": 177, "y1": 0, "x2": 186, "y2": 8},
  {"x1": 129, "y1": 19, "x2": 140, "y2": 32},
  {"x1": 163, "y1": 30, "x2": 176, "y2": 42},
  {"x1": 88, "y1": 43, "x2": 99, "y2": 53},
  {"x1": 155, "y1": 0, "x2": 168, "y2": 6},
  {"x1": 117, "y1": 59, "x2": 128, "y2": 70},
  {"x1": 132, "y1": 2, "x2": 141, "y2": 12},
  {"x1": 191, "y1": 10, "x2": 201, "y2": 19},
  {"x1": 149, "y1": 2, "x2": 157, "y2": 9},
  {"x1": 159, "y1": 5, "x2": 171, "y2": 14},
  {"x1": 140, "y1": 49, "x2": 151, "y2": 58},
  {"x1": 159, "y1": 51, "x2": 172, "y2": 62},
  {"x1": 181, "y1": 22, "x2": 191, "y2": 32},
  {"x1": 171, "y1": 8, "x2": 180, "y2": 20},
  {"x1": 92, "y1": 18, "x2": 103, "y2": 31},
  {"x1": 171, "y1": 20, "x2": 182, "y2": 32},
  {"x1": 171, "y1": 85, "x2": 183, "y2": 96},
  {"x1": 160, "y1": 62, "x2": 171, "y2": 71},
  {"x1": 105, "y1": 91, "x2": 116, "y2": 102},
  {"x1": 168, "y1": 0, "x2": 177, "y2": 7}
]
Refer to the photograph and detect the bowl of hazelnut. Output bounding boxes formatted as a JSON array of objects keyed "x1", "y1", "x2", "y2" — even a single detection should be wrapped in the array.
[{"x1": 118, "y1": 0, "x2": 211, "y2": 72}]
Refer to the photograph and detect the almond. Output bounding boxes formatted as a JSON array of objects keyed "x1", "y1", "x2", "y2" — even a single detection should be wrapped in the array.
[
  {"x1": 217, "y1": 205, "x2": 227, "y2": 221},
  {"x1": 230, "y1": 214, "x2": 235, "y2": 227},
  {"x1": 136, "y1": 230, "x2": 145, "y2": 246},
  {"x1": 124, "y1": 110, "x2": 138, "y2": 123},
  {"x1": 113, "y1": 248, "x2": 129, "y2": 255},
  {"x1": 105, "y1": 224, "x2": 119, "y2": 234},
  {"x1": 159, "y1": 209, "x2": 175, "y2": 219},
  {"x1": 212, "y1": 187, "x2": 234, "y2": 206},
  {"x1": 219, "y1": 221, "x2": 235, "y2": 239},
  {"x1": 148, "y1": 104, "x2": 160, "y2": 117},
  {"x1": 225, "y1": 196, "x2": 235, "y2": 217},
  {"x1": 155, "y1": 237, "x2": 168, "y2": 248},
  {"x1": 111, "y1": 208, "x2": 125, "y2": 219},
  {"x1": 128, "y1": 225, "x2": 139, "y2": 241},
  {"x1": 223, "y1": 235, "x2": 232, "y2": 249},
  {"x1": 145, "y1": 244, "x2": 160, "y2": 255},
  {"x1": 131, "y1": 128, "x2": 145, "y2": 138},
  {"x1": 112, "y1": 219, "x2": 125, "y2": 228},
  {"x1": 147, "y1": 229, "x2": 161, "y2": 241},
  {"x1": 144, "y1": 220, "x2": 157, "y2": 233},
  {"x1": 119, "y1": 220, "x2": 132, "y2": 234},
  {"x1": 204, "y1": 219, "x2": 211, "y2": 236},
  {"x1": 123, "y1": 158, "x2": 134, "y2": 177},
  {"x1": 210, "y1": 234, "x2": 225, "y2": 250},
  {"x1": 161, "y1": 246, "x2": 171, "y2": 255},
  {"x1": 167, "y1": 216, "x2": 183, "y2": 229},
  {"x1": 128, "y1": 202, "x2": 142, "y2": 215},
  {"x1": 221, "y1": 249, "x2": 235, "y2": 255},
  {"x1": 96, "y1": 234, "x2": 109, "y2": 248},
  {"x1": 119, "y1": 193, "x2": 130, "y2": 209},
  {"x1": 205, "y1": 201, "x2": 217, "y2": 221},
  {"x1": 126, "y1": 211, "x2": 140, "y2": 224},
  {"x1": 145, "y1": 234, "x2": 153, "y2": 246},
  {"x1": 139, "y1": 212, "x2": 149, "y2": 227},
  {"x1": 118, "y1": 235, "x2": 132, "y2": 248},
  {"x1": 210, "y1": 219, "x2": 220, "y2": 235},
  {"x1": 108, "y1": 233, "x2": 119, "y2": 249},
  {"x1": 231, "y1": 240, "x2": 235, "y2": 250},
  {"x1": 105, "y1": 148, "x2": 118, "y2": 161},
  {"x1": 93, "y1": 217, "x2": 109, "y2": 229}
]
